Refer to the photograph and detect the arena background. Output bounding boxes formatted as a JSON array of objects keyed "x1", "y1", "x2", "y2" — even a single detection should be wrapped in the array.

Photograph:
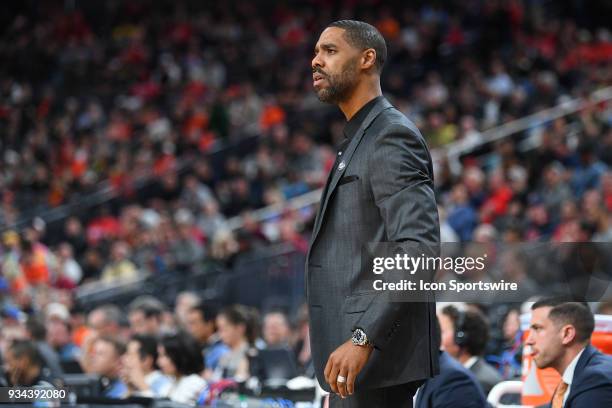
[{"x1": 0, "y1": 0, "x2": 611, "y2": 407}]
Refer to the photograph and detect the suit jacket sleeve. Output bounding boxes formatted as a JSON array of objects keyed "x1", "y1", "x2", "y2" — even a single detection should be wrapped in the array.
[{"x1": 355, "y1": 125, "x2": 440, "y2": 349}]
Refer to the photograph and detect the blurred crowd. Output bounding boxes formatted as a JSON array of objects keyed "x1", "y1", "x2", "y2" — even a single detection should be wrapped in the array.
[
  {"x1": 1, "y1": 289, "x2": 611, "y2": 405},
  {"x1": 0, "y1": 0, "x2": 612, "y2": 405},
  {"x1": 0, "y1": 292, "x2": 313, "y2": 405},
  {"x1": 1, "y1": 0, "x2": 611, "y2": 294}
]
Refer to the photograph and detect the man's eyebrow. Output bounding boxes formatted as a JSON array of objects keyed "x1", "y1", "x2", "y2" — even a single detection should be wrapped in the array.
[{"x1": 315, "y1": 42, "x2": 338, "y2": 52}]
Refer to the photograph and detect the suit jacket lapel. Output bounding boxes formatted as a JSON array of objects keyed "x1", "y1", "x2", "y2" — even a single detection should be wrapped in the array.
[
  {"x1": 565, "y1": 344, "x2": 597, "y2": 404},
  {"x1": 309, "y1": 98, "x2": 393, "y2": 250}
]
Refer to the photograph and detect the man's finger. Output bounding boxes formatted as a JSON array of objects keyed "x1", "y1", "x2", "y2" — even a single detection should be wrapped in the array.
[
  {"x1": 328, "y1": 359, "x2": 341, "y2": 394},
  {"x1": 346, "y1": 367, "x2": 357, "y2": 395},
  {"x1": 337, "y1": 366, "x2": 349, "y2": 398},
  {"x1": 324, "y1": 355, "x2": 332, "y2": 381}
]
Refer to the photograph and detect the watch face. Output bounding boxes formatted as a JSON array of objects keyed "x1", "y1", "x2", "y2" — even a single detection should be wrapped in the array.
[{"x1": 353, "y1": 329, "x2": 366, "y2": 345}]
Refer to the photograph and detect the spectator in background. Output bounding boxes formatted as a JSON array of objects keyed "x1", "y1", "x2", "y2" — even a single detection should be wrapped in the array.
[
  {"x1": 121, "y1": 334, "x2": 171, "y2": 398},
  {"x1": 19, "y1": 238, "x2": 52, "y2": 287},
  {"x1": 415, "y1": 321, "x2": 487, "y2": 408},
  {"x1": 209, "y1": 229, "x2": 239, "y2": 262},
  {"x1": 180, "y1": 175, "x2": 215, "y2": 214},
  {"x1": 81, "y1": 305, "x2": 122, "y2": 373},
  {"x1": 54, "y1": 242, "x2": 82, "y2": 288},
  {"x1": 496, "y1": 250, "x2": 538, "y2": 300},
  {"x1": 539, "y1": 162, "x2": 572, "y2": 224},
  {"x1": 582, "y1": 189, "x2": 612, "y2": 241},
  {"x1": 170, "y1": 209, "x2": 205, "y2": 271},
  {"x1": 196, "y1": 200, "x2": 227, "y2": 242},
  {"x1": 0, "y1": 2, "x2": 609, "y2": 293},
  {"x1": 289, "y1": 132, "x2": 325, "y2": 186},
  {"x1": 438, "y1": 205, "x2": 460, "y2": 242},
  {"x1": 62, "y1": 217, "x2": 87, "y2": 259},
  {"x1": 526, "y1": 299, "x2": 612, "y2": 407},
  {"x1": 491, "y1": 308, "x2": 523, "y2": 379},
  {"x1": 45, "y1": 304, "x2": 80, "y2": 362},
  {"x1": 235, "y1": 211, "x2": 270, "y2": 251},
  {"x1": 572, "y1": 142, "x2": 607, "y2": 198},
  {"x1": 174, "y1": 291, "x2": 200, "y2": 329},
  {"x1": 212, "y1": 305, "x2": 256, "y2": 381},
  {"x1": 185, "y1": 302, "x2": 229, "y2": 373},
  {"x1": 46, "y1": 318, "x2": 79, "y2": 363},
  {"x1": 1, "y1": 230, "x2": 24, "y2": 294},
  {"x1": 439, "y1": 306, "x2": 503, "y2": 395},
  {"x1": 415, "y1": 351, "x2": 488, "y2": 408},
  {"x1": 80, "y1": 248, "x2": 105, "y2": 283},
  {"x1": 100, "y1": 241, "x2": 139, "y2": 284},
  {"x1": 262, "y1": 310, "x2": 291, "y2": 348},
  {"x1": 88, "y1": 336, "x2": 127, "y2": 398},
  {"x1": 277, "y1": 217, "x2": 308, "y2": 254},
  {"x1": 4, "y1": 340, "x2": 56, "y2": 387},
  {"x1": 127, "y1": 296, "x2": 166, "y2": 336},
  {"x1": 553, "y1": 200, "x2": 580, "y2": 241},
  {"x1": 292, "y1": 304, "x2": 313, "y2": 377},
  {"x1": 157, "y1": 333, "x2": 207, "y2": 405},
  {"x1": 480, "y1": 168, "x2": 514, "y2": 224},
  {"x1": 462, "y1": 166, "x2": 488, "y2": 211},
  {"x1": 25, "y1": 316, "x2": 63, "y2": 380},
  {"x1": 87, "y1": 305, "x2": 122, "y2": 337}
]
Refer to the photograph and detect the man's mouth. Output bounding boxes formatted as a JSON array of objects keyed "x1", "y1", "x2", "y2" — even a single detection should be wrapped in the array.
[{"x1": 313, "y1": 73, "x2": 326, "y2": 86}]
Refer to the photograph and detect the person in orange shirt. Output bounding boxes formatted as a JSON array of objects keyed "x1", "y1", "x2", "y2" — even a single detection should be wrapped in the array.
[{"x1": 20, "y1": 240, "x2": 52, "y2": 286}]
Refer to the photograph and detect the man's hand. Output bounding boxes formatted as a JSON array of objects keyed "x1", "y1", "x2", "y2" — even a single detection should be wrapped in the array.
[{"x1": 324, "y1": 339, "x2": 373, "y2": 398}]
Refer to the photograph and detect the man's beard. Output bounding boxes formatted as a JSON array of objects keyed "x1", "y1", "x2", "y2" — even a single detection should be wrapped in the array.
[{"x1": 314, "y1": 57, "x2": 359, "y2": 104}]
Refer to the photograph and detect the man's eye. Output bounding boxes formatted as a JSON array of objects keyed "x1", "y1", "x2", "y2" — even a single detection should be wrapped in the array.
[{"x1": 328, "y1": 50, "x2": 336, "y2": 54}]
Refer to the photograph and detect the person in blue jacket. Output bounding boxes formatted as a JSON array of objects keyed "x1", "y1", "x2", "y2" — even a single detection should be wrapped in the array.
[{"x1": 415, "y1": 349, "x2": 488, "y2": 408}]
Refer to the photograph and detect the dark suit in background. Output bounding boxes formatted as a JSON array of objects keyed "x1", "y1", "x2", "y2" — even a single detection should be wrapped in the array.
[
  {"x1": 307, "y1": 96, "x2": 440, "y2": 406},
  {"x1": 555, "y1": 344, "x2": 612, "y2": 408},
  {"x1": 415, "y1": 352, "x2": 488, "y2": 408}
]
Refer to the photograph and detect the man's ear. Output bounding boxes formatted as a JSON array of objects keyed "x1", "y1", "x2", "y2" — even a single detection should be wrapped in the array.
[
  {"x1": 560, "y1": 324, "x2": 577, "y2": 345},
  {"x1": 361, "y1": 49, "x2": 377, "y2": 71}
]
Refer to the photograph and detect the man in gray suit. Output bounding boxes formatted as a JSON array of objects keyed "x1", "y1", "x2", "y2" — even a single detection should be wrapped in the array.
[{"x1": 308, "y1": 20, "x2": 440, "y2": 407}]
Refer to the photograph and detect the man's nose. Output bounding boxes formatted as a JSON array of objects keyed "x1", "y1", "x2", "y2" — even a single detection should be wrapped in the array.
[
  {"x1": 525, "y1": 331, "x2": 534, "y2": 345},
  {"x1": 312, "y1": 54, "x2": 323, "y2": 71}
]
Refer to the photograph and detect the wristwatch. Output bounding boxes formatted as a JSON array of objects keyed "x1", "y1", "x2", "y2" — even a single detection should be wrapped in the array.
[{"x1": 351, "y1": 328, "x2": 371, "y2": 347}]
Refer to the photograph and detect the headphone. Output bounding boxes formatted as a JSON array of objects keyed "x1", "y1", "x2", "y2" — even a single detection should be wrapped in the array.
[{"x1": 454, "y1": 309, "x2": 468, "y2": 347}]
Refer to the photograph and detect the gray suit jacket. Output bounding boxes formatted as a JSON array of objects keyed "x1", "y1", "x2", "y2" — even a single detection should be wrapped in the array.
[
  {"x1": 470, "y1": 357, "x2": 503, "y2": 396},
  {"x1": 306, "y1": 97, "x2": 440, "y2": 392}
]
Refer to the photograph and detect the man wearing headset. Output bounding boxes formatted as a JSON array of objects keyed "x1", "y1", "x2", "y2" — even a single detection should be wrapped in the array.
[
  {"x1": 415, "y1": 308, "x2": 488, "y2": 408},
  {"x1": 438, "y1": 305, "x2": 502, "y2": 395}
]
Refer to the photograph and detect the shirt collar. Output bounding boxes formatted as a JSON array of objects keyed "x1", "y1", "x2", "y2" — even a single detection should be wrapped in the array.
[
  {"x1": 463, "y1": 356, "x2": 479, "y2": 370},
  {"x1": 343, "y1": 96, "x2": 384, "y2": 140},
  {"x1": 562, "y1": 347, "x2": 586, "y2": 385}
]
